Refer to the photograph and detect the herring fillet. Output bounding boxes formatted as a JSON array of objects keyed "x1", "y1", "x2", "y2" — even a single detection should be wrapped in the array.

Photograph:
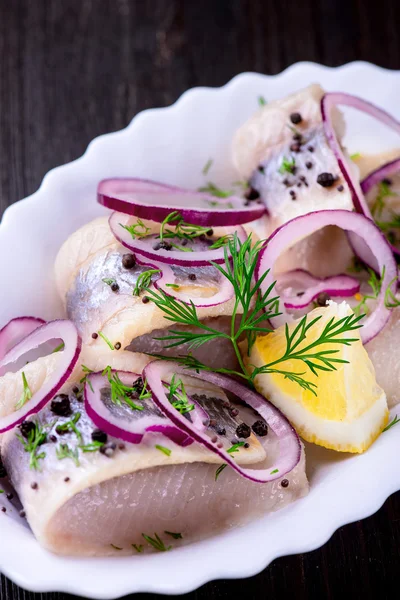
[{"x1": 0, "y1": 352, "x2": 308, "y2": 556}]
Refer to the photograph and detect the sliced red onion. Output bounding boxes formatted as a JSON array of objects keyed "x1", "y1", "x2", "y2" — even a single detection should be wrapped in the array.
[
  {"x1": 0, "y1": 317, "x2": 45, "y2": 361},
  {"x1": 0, "y1": 320, "x2": 81, "y2": 433},
  {"x1": 98, "y1": 178, "x2": 265, "y2": 226},
  {"x1": 84, "y1": 369, "x2": 214, "y2": 446},
  {"x1": 109, "y1": 212, "x2": 247, "y2": 267},
  {"x1": 144, "y1": 361, "x2": 301, "y2": 484},
  {"x1": 149, "y1": 261, "x2": 234, "y2": 308},
  {"x1": 256, "y1": 210, "x2": 397, "y2": 344},
  {"x1": 278, "y1": 270, "x2": 360, "y2": 310},
  {"x1": 321, "y1": 92, "x2": 400, "y2": 216}
]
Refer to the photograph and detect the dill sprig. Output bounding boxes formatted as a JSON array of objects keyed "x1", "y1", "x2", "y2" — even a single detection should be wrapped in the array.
[
  {"x1": 353, "y1": 268, "x2": 384, "y2": 316},
  {"x1": 376, "y1": 213, "x2": 400, "y2": 233},
  {"x1": 15, "y1": 372, "x2": 32, "y2": 410},
  {"x1": 98, "y1": 331, "x2": 115, "y2": 350},
  {"x1": 383, "y1": 414, "x2": 400, "y2": 432},
  {"x1": 198, "y1": 182, "x2": 233, "y2": 198},
  {"x1": 102, "y1": 366, "x2": 145, "y2": 410},
  {"x1": 279, "y1": 156, "x2": 296, "y2": 175},
  {"x1": 385, "y1": 276, "x2": 400, "y2": 308},
  {"x1": 166, "y1": 374, "x2": 194, "y2": 414},
  {"x1": 142, "y1": 533, "x2": 171, "y2": 552},
  {"x1": 155, "y1": 444, "x2": 171, "y2": 456},
  {"x1": 133, "y1": 269, "x2": 161, "y2": 296},
  {"x1": 56, "y1": 412, "x2": 82, "y2": 442},
  {"x1": 16, "y1": 421, "x2": 47, "y2": 470},
  {"x1": 258, "y1": 95, "x2": 267, "y2": 106},
  {"x1": 371, "y1": 180, "x2": 397, "y2": 217},
  {"x1": 80, "y1": 365, "x2": 94, "y2": 392},
  {"x1": 120, "y1": 218, "x2": 151, "y2": 239},
  {"x1": 145, "y1": 233, "x2": 363, "y2": 395},
  {"x1": 56, "y1": 443, "x2": 80, "y2": 467}
]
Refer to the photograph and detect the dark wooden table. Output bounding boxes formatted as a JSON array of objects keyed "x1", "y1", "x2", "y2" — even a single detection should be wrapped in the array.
[{"x1": 0, "y1": 1, "x2": 399, "y2": 598}]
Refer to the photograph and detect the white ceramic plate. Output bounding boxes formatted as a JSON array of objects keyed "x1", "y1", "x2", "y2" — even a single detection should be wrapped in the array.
[{"x1": 0, "y1": 61, "x2": 399, "y2": 598}]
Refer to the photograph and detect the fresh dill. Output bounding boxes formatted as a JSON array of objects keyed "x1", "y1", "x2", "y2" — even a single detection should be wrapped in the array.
[
  {"x1": 80, "y1": 365, "x2": 94, "y2": 392},
  {"x1": 145, "y1": 233, "x2": 362, "y2": 395},
  {"x1": 227, "y1": 442, "x2": 245, "y2": 454},
  {"x1": 80, "y1": 441, "x2": 105, "y2": 452},
  {"x1": 258, "y1": 95, "x2": 267, "y2": 106},
  {"x1": 353, "y1": 268, "x2": 384, "y2": 316},
  {"x1": 202, "y1": 158, "x2": 213, "y2": 175},
  {"x1": 376, "y1": 213, "x2": 400, "y2": 233},
  {"x1": 142, "y1": 533, "x2": 172, "y2": 552},
  {"x1": 215, "y1": 463, "x2": 227, "y2": 480},
  {"x1": 208, "y1": 234, "x2": 233, "y2": 250},
  {"x1": 102, "y1": 366, "x2": 145, "y2": 410},
  {"x1": 132, "y1": 544, "x2": 143, "y2": 553},
  {"x1": 384, "y1": 277, "x2": 400, "y2": 308},
  {"x1": 16, "y1": 421, "x2": 47, "y2": 470},
  {"x1": 371, "y1": 180, "x2": 397, "y2": 217},
  {"x1": 270, "y1": 468, "x2": 279, "y2": 474},
  {"x1": 102, "y1": 278, "x2": 117, "y2": 287},
  {"x1": 165, "y1": 283, "x2": 180, "y2": 290},
  {"x1": 98, "y1": 331, "x2": 115, "y2": 351},
  {"x1": 198, "y1": 182, "x2": 233, "y2": 198},
  {"x1": 56, "y1": 443, "x2": 80, "y2": 467},
  {"x1": 350, "y1": 152, "x2": 362, "y2": 160},
  {"x1": 133, "y1": 269, "x2": 161, "y2": 296},
  {"x1": 279, "y1": 156, "x2": 296, "y2": 175},
  {"x1": 158, "y1": 211, "x2": 214, "y2": 245},
  {"x1": 155, "y1": 444, "x2": 171, "y2": 456},
  {"x1": 166, "y1": 375, "x2": 194, "y2": 414},
  {"x1": 120, "y1": 218, "x2": 151, "y2": 239},
  {"x1": 52, "y1": 342, "x2": 65, "y2": 353},
  {"x1": 55, "y1": 412, "x2": 82, "y2": 442},
  {"x1": 15, "y1": 371, "x2": 32, "y2": 410},
  {"x1": 383, "y1": 414, "x2": 400, "y2": 432},
  {"x1": 164, "y1": 531, "x2": 182, "y2": 539}
]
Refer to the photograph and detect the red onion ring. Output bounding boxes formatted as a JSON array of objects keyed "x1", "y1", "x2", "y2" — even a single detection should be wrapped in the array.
[
  {"x1": 109, "y1": 212, "x2": 247, "y2": 267},
  {"x1": 256, "y1": 210, "x2": 397, "y2": 344},
  {"x1": 0, "y1": 320, "x2": 81, "y2": 433},
  {"x1": 84, "y1": 369, "x2": 215, "y2": 446},
  {"x1": 278, "y1": 270, "x2": 360, "y2": 310},
  {"x1": 144, "y1": 360, "x2": 301, "y2": 484},
  {"x1": 321, "y1": 92, "x2": 400, "y2": 216},
  {"x1": 0, "y1": 317, "x2": 45, "y2": 361},
  {"x1": 98, "y1": 178, "x2": 265, "y2": 226}
]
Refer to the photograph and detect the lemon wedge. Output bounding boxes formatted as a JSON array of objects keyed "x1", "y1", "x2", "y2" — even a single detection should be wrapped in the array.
[{"x1": 246, "y1": 301, "x2": 388, "y2": 453}]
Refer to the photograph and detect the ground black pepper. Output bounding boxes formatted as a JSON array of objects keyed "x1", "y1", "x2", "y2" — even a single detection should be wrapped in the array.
[
  {"x1": 281, "y1": 479, "x2": 289, "y2": 488},
  {"x1": 122, "y1": 254, "x2": 136, "y2": 269},
  {"x1": 252, "y1": 420, "x2": 269, "y2": 437},
  {"x1": 308, "y1": 145, "x2": 314, "y2": 152},
  {"x1": 317, "y1": 172, "x2": 335, "y2": 187},
  {"x1": 290, "y1": 112, "x2": 302, "y2": 124},
  {"x1": 92, "y1": 429, "x2": 108, "y2": 444},
  {"x1": 19, "y1": 510, "x2": 26, "y2": 518},
  {"x1": 6, "y1": 493, "x2": 13, "y2": 500},
  {"x1": 51, "y1": 394, "x2": 72, "y2": 417},
  {"x1": 236, "y1": 423, "x2": 251, "y2": 438}
]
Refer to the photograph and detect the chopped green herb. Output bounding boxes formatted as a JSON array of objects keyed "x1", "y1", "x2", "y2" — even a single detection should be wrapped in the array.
[
  {"x1": 80, "y1": 365, "x2": 94, "y2": 392},
  {"x1": 142, "y1": 533, "x2": 171, "y2": 552},
  {"x1": 353, "y1": 268, "x2": 384, "y2": 316},
  {"x1": 383, "y1": 414, "x2": 400, "y2": 432},
  {"x1": 168, "y1": 243, "x2": 194, "y2": 252},
  {"x1": 371, "y1": 180, "x2": 397, "y2": 217},
  {"x1": 111, "y1": 544, "x2": 123, "y2": 550},
  {"x1": 15, "y1": 372, "x2": 32, "y2": 410},
  {"x1": 132, "y1": 544, "x2": 143, "y2": 553},
  {"x1": 56, "y1": 443, "x2": 80, "y2": 467},
  {"x1": 102, "y1": 278, "x2": 117, "y2": 287},
  {"x1": 279, "y1": 156, "x2": 296, "y2": 175},
  {"x1": 164, "y1": 531, "x2": 182, "y2": 539},
  {"x1": 258, "y1": 95, "x2": 267, "y2": 106},
  {"x1": 16, "y1": 421, "x2": 47, "y2": 470},
  {"x1": 166, "y1": 375, "x2": 194, "y2": 414},
  {"x1": 80, "y1": 441, "x2": 105, "y2": 452},
  {"x1": 155, "y1": 444, "x2": 171, "y2": 456},
  {"x1": 56, "y1": 412, "x2": 82, "y2": 442},
  {"x1": 227, "y1": 442, "x2": 245, "y2": 454},
  {"x1": 165, "y1": 283, "x2": 180, "y2": 290},
  {"x1": 215, "y1": 463, "x2": 227, "y2": 480},
  {"x1": 120, "y1": 219, "x2": 151, "y2": 239},
  {"x1": 350, "y1": 152, "x2": 362, "y2": 160},
  {"x1": 385, "y1": 277, "x2": 400, "y2": 308},
  {"x1": 376, "y1": 213, "x2": 400, "y2": 233},
  {"x1": 133, "y1": 269, "x2": 161, "y2": 296},
  {"x1": 0, "y1": 489, "x2": 4, "y2": 494},
  {"x1": 98, "y1": 331, "x2": 115, "y2": 351},
  {"x1": 102, "y1": 366, "x2": 145, "y2": 410},
  {"x1": 198, "y1": 182, "x2": 232, "y2": 198},
  {"x1": 202, "y1": 158, "x2": 213, "y2": 175},
  {"x1": 270, "y1": 469, "x2": 279, "y2": 474},
  {"x1": 52, "y1": 342, "x2": 65, "y2": 353},
  {"x1": 208, "y1": 235, "x2": 233, "y2": 250}
]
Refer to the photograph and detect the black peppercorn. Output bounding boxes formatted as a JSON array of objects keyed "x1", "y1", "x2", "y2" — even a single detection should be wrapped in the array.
[
  {"x1": 111, "y1": 282, "x2": 119, "y2": 292},
  {"x1": 244, "y1": 187, "x2": 260, "y2": 201},
  {"x1": 337, "y1": 184, "x2": 344, "y2": 192},
  {"x1": 64, "y1": 477, "x2": 70, "y2": 483},
  {"x1": 306, "y1": 161, "x2": 313, "y2": 169},
  {"x1": 290, "y1": 142, "x2": 301, "y2": 153},
  {"x1": 293, "y1": 133, "x2": 302, "y2": 142},
  {"x1": 114, "y1": 342, "x2": 121, "y2": 350},
  {"x1": 207, "y1": 228, "x2": 214, "y2": 236},
  {"x1": 236, "y1": 423, "x2": 251, "y2": 439},
  {"x1": 91, "y1": 333, "x2": 98, "y2": 340},
  {"x1": 290, "y1": 112, "x2": 302, "y2": 124},
  {"x1": 230, "y1": 408, "x2": 239, "y2": 418},
  {"x1": 72, "y1": 386, "x2": 80, "y2": 394},
  {"x1": 142, "y1": 296, "x2": 150, "y2": 304},
  {"x1": 122, "y1": 254, "x2": 136, "y2": 269},
  {"x1": 51, "y1": 394, "x2": 72, "y2": 417},
  {"x1": 19, "y1": 420, "x2": 36, "y2": 439},
  {"x1": 100, "y1": 442, "x2": 117, "y2": 458},
  {"x1": 31, "y1": 482, "x2": 38, "y2": 490},
  {"x1": 252, "y1": 420, "x2": 269, "y2": 437},
  {"x1": 92, "y1": 429, "x2": 108, "y2": 444},
  {"x1": 308, "y1": 145, "x2": 314, "y2": 152},
  {"x1": 216, "y1": 426, "x2": 226, "y2": 436},
  {"x1": 317, "y1": 172, "x2": 336, "y2": 188},
  {"x1": 49, "y1": 434, "x2": 57, "y2": 443},
  {"x1": 281, "y1": 479, "x2": 289, "y2": 488},
  {"x1": 289, "y1": 190, "x2": 297, "y2": 200},
  {"x1": 188, "y1": 273, "x2": 197, "y2": 281},
  {"x1": 244, "y1": 442, "x2": 250, "y2": 449},
  {"x1": 1, "y1": 507, "x2": 6, "y2": 513},
  {"x1": 316, "y1": 292, "x2": 330, "y2": 306}
]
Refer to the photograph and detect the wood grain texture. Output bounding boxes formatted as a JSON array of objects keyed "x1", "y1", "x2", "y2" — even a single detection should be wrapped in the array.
[{"x1": 0, "y1": 0, "x2": 399, "y2": 598}]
